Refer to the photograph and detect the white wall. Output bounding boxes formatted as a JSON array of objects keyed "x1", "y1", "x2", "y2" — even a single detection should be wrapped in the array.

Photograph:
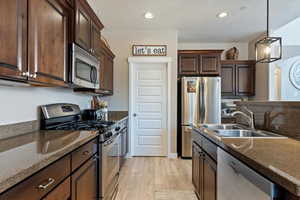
[
  {"x1": 178, "y1": 42, "x2": 249, "y2": 60},
  {"x1": 269, "y1": 17, "x2": 300, "y2": 100},
  {"x1": 101, "y1": 29, "x2": 178, "y2": 153},
  {"x1": 0, "y1": 86, "x2": 91, "y2": 125}
]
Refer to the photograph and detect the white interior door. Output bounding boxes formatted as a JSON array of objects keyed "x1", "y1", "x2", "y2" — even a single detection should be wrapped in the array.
[{"x1": 132, "y1": 62, "x2": 168, "y2": 156}]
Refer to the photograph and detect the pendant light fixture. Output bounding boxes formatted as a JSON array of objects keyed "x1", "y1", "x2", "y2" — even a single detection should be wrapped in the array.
[{"x1": 255, "y1": 0, "x2": 282, "y2": 63}]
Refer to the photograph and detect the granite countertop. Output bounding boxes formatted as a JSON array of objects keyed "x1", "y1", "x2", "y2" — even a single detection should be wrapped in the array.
[
  {"x1": 108, "y1": 111, "x2": 128, "y2": 122},
  {"x1": 193, "y1": 124, "x2": 300, "y2": 197},
  {"x1": 0, "y1": 130, "x2": 98, "y2": 194}
]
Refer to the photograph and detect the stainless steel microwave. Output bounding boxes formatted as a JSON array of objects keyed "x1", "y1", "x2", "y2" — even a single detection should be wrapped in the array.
[{"x1": 71, "y1": 43, "x2": 100, "y2": 89}]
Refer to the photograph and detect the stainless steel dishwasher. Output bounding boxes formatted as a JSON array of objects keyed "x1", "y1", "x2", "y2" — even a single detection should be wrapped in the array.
[{"x1": 217, "y1": 148, "x2": 280, "y2": 200}]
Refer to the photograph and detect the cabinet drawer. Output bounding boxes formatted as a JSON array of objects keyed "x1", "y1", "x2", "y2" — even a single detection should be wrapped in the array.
[
  {"x1": 42, "y1": 177, "x2": 70, "y2": 200},
  {"x1": 71, "y1": 139, "x2": 97, "y2": 171},
  {"x1": 201, "y1": 136, "x2": 217, "y2": 161},
  {"x1": 2, "y1": 155, "x2": 71, "y2": 200}
]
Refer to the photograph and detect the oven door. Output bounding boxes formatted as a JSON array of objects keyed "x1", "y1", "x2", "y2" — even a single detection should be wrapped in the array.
[
  {"x1": 100, "y1": 133, "x2": 120, "y2": 199},
  {"x1": 72, "y1": 44, "x2": 100, "y2": 89}
]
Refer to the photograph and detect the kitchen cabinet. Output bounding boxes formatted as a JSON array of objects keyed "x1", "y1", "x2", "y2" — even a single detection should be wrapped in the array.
[
  {"x1": 74, "y1": 0, "x2": 104, "y2": 56},
  {"x1": 192, "y1": 131, "x2": 217, "y2": 200},
  {"x1": 0, "y1": 0, "x2": 27, "y2": 81},
  {"x1": 221, "y1": 60, "x2": 255, "y2": 97},
  {"x1": 43, "y1": 178, "x2": 70, "y2": 200},
  {"x1": 1, "y1": 155, "x2": 71, "y2": 200},
  {"x1": 1, "y1": 139, "x2": 98, "y2": 200},
  {"x1": 178, "y1": 50, "x2": 223, "y2": 77},
  {"x1": 91, "y1": 22, "x2": 102, "y2": 59},
  {"x1": 178, "y1": 54, "x2": 199, "y2": 75},
  {"x1": 75, "y1": 0, "x2": 91, "y2": 51},
  {"x1": 71, "y1": 156, "x2": 98, "y2": 200},
  {"x1": 203, "y1": 153, "x2": 217, "y2": 200},
  {"x1": 28, "y1": 0, "x2": 71, "y2": 87},
  {"x1": 200, "y1": 54, "x2": 221, "y2": 75},
  {"x1": 192, "y1": 143, "x2": 203, "y2": 199},
  {"x1": 99, "y1": 41, "x2": 115, "y2": 94}
]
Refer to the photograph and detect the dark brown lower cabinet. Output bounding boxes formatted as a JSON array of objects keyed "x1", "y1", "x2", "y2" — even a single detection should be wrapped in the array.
[
  {"x1": 43, "y1": 177, "x2": 71, "y2": 200},
  {"x1": 192, "y1": 142, "x2": 217, "y2": 200},
  {"x1": 203, "y1": 153, "x2": 217, "y2": 200},
  {"x1": 71, "y1": 156, "x2": 98, "y2": 200},
  {"x1": 192, "y1": 144, "x2": 201, "y2": 196}
]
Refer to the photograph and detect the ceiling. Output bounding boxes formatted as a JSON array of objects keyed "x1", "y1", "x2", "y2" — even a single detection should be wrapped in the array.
[{"x1": 87, "y1": 0, "x2": 300, "y2": 43}]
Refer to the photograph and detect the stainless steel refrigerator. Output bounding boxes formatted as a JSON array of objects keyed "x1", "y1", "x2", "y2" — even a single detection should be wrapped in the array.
[{"x1": 181, "y1": 77, "x2": 221, "y2": 158}]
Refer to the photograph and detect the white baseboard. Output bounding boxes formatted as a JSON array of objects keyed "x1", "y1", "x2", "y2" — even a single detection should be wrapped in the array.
[{"x1": 168, "y1": 153, "x2": 178, "y2": 159}]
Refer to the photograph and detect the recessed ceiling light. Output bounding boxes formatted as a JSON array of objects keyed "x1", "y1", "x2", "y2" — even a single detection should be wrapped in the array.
[
  {"x1": 217, "y1": 12, "x2": 228, "y2": 18},
  {"x1": 144, "y1": 12, "x2": 154, "y2": 19}
]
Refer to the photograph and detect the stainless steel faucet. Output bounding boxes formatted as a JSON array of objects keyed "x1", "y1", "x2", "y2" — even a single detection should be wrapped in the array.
[{"x1": 231, "y1": 107, "x2": 255, "y2": 129}]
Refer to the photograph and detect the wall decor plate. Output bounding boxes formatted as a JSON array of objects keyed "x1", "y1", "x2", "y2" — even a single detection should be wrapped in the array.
[{"x1": 289, "y1": 60, "x2": 300, "y2": 90}]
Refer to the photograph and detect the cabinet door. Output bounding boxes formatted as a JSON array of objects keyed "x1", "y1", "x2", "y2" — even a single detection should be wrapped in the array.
[
  {"x1": 221, "y1": 64, "x2": 236, "y2": 96},
  {"x1": 72, "y1": 156, "x2": 98, "y2": 200},
  {"x1": 28, "y1": 0, "x2": 69, "y2": 86},
  {"x1": 200, "y1": 54, "x2": 221, "y2": 75},
  {"x1": 236, "y1": 64, "x2": 255, "y2": 96},
  {"x1": 43, "y1": 177, "x2": 70, "y2": 200},
  {"x1": 178, "y1": 54, "x2": 200, "y2": 75},
  {"x1": 203, "y1": 153, "x2": 217, "y2": 200},
  {"x1": 100, "y1": 53, "x2": 114, "y2": 94},
  {"x1": 75, "y1": 0, "x2": 91, "y2": 51},
  {"x1": 105, "y1": 56, "x2": 114, "y2": 93},
  {"x1": 0, "y1": 0, "x2": 27, "y2": 80},
  {"x1": 192, "y1": 144, "x2": 200, "y2": 194},
  {"x1": 91, "y1": 22, "x2": 102, "y2": 59}
]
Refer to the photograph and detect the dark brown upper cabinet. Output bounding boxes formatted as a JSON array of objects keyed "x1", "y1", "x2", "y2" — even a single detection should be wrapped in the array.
[
  {"x1": 178, "y1": 54, "x2": 199, "y2": 75},
  {"x1": 0, "y1": 0, "x2": 72, "y2": 87},
  {"x1": 221, "y1": 64, "x2": 236, "y2": 96},
  {"x1": 99, "y1": 41, "x2": 115, "y2": 95},
  {"x1": 28, "y1": 0, "x2": 71, "y2": 87},
  {"x1": 200, "y1": 53, "x2": 221, "y2": 75},
  {"x1": 178, "y1": 50, "x2": 223, "y2": 77},
  {"x1": 0, "y1": 0, "x2": 28, "y2": 81},
  {"x1": 91, "y1": 22, "x2": 102, "y2": 59},
  {"x1": 74, "y1": 0, "x2": 104, "y2": 56},
  {"x1": 221, "y1": 60, "x2": 256, "y2": 97},
  {"x1": 75, "y1": 0, "x2": 91, "y2": 51}
]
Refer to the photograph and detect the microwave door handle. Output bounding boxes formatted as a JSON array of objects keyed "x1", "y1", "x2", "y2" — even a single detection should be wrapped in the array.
[
  {"x1": 90, "y1": 67, "x2": 96, "y2": 84},
  {"x1": 94, "y1": 67, "x2": 98, "y2": 84}
]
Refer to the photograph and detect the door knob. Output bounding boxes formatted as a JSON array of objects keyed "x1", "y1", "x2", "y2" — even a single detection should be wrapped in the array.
[{"x1": 133, "y1": 113, "x2": 137, "y2": 117}]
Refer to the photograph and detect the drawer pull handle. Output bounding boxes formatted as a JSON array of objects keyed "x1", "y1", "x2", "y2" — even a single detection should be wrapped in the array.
[
  {"x1": 83, "y1": 150, "x2": 90, "y2": 156},
  {"x1": 38, "y1": 178, "x2": 55, "y2": 190}
]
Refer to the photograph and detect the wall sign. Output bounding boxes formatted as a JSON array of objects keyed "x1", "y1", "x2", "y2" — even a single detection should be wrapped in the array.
[{"x1": 132, "y1": 45, "x2": 167, "y2": 56}]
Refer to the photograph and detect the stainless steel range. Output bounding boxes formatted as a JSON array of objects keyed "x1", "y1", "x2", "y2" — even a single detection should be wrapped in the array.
[{"x1": 40, "y1": 103, "x2": 123, "y2": 200}]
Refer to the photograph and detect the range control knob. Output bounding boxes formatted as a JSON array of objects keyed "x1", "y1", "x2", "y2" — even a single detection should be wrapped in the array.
[
  {"x1": 106, "y1": 132, "x2": 113, "y2": 138},
  {"x1": 115, "y1": 127, "x2": 121, "y2": 131}
]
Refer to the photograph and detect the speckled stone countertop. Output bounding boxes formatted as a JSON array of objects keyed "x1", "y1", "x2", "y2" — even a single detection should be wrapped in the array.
[
  {"x1": 108, "y1": 111, "x2": 128, "y2": 122},
  {"x1": 192, "y1": 124, "x2": 300, "y2": 197},
  {"x1": 0, "y1": 130, "x2": 98, "y2": 194}
]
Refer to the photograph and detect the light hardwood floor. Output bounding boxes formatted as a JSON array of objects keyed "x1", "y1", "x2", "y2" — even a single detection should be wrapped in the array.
[{"x1": 116, "y1": 157, "x2": 194, "y2": 200}]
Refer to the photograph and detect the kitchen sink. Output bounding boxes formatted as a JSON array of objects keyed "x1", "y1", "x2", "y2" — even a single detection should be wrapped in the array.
[
  {"x1": 202, "y1": 124, "x2": 244, "y2": 130},
  {"x1": 215, "y1": 129, "x2": 284, "y2": 138}
]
